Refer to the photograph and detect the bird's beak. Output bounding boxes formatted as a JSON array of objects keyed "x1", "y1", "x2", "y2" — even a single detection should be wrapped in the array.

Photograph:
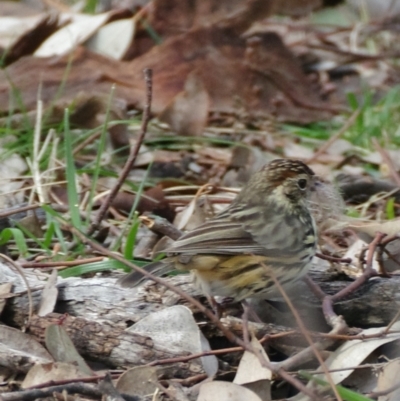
[{"x1": 310, "y1": 176, "x2": 323, "y2": 192}]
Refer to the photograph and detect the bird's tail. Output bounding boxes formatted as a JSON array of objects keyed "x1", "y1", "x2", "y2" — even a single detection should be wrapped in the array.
[{"x1": 117, "y1": 260, "x2": 171, "y2": 288}]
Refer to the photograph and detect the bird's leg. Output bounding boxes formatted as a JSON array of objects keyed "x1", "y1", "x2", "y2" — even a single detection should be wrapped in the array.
[
  {"x1": 241, "y1": 300, "x2": 251, "y2": 344},
  {"x1": 207, "y1": 296, "x2": 236, "y2": 318},
  {"x1": 241, "y1": 299, "x2": 263, "y2": 323},
  {"x1": 208, "y1": 295, "x2": 224, "y2": 319}
]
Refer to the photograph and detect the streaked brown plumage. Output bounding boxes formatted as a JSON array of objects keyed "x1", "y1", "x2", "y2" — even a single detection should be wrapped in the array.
[{"x1": 119, "y1": 159, "x2": 318, "y2": 302}]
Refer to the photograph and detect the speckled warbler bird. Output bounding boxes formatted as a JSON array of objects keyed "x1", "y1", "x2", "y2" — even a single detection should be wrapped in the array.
[{"x1": 119, "y1": 159, "x2": 318, "y2": 302}]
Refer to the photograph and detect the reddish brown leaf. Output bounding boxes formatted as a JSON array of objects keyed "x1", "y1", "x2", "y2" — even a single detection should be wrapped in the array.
[
  {"x1": 0, "y1": 15, "x2": 335, "y2": 124},
  {"x1": 149, "y1": 0, "x2": 275, "y2": 37}
]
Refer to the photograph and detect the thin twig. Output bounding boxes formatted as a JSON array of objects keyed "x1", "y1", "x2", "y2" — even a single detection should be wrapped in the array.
[
  {"x1": 378, "y1": 233, "x2": 400, "y2": 275},
  {"x1": 21, "y1": 257, "x2": 104, "y2": 269},
  {"x1": 331, "y1": 232, "x2": 385, "y2": 302},
  {"x1": 25, "y1": 375, "x2": 105, "y2": 390},
  {"x1": 372, "y1": 137, "x2": 400, "y2": 187},
  {"x1": 375, "y1": 245, "x2": 392, "y2": 277},
  {"x1": 380, "y1": 233, "x2": 400, "y2": 247},
  {"x1": 0, "y1": 203, "x2": 43, "y2": 219},
  {"x1": 140, "y1": 215, "x2": 183, "y2": 240},
  {"x1": 148, "y1": 346, "x2": 244, "y2": 366},
  {"x1": 368, "y1": 379, "x2": 400, "y2": 399},
  {"x1": 317, "y1": 232, "x2": 385, "y2": 327},
  {"x1": 307, "y1": 109, "x2": 360, "y2": 163},
  {"x1": 72, "y1": 130, "x2": 101, "y2": 156},
  {"x1": 221, "y1": 314, "x2": 399, "y2": 341},
  {"x1": 316, "y1": 252, "x2": 352, "y2": 264},
  {"x1": 381, "y1": 308, "x2": 400, "y2": 335},
  {"x1": 303, "y1": 275, "x2": 326, "y2": 300},
  {"x1": 87, "y1": 68, "x2": 153, "y2": 236},
  {"x1": 166, "y1": 374, "x2": 208, "y2": 386},
  {"x1": 305, "y1": 361, "x2": 387, "y2": 375},
  {"x1": 263, "y1": 263, "x2": 343, "y2": 401},
  {"x1": 278, "y1": 316, "x2": 347, "y2": 372}
]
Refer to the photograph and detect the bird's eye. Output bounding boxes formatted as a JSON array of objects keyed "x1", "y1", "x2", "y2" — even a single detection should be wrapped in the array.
[{"x1": 297, "y1": 178, "x2": 307, "y2": 190}]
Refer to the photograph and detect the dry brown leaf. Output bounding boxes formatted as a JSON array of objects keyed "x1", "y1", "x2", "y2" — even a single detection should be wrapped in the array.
[
  {"x1": 159, "y1": 71, "x2": 210, "y2": 136},
  {"x1": 348, "y1": 219, "x2": 400, "y2": 240},
  {"x1": 22, "y1": 362, "x2": 89, "y2": 389},
  {"x1": 0, "y1": 26, "x2": 333, "y2": 124},
  {"x1": 0, "y1": 326, "x2": 53, "y2": 373},
  {"x1": 116, "y1": 366, "x2": 158, "y2": 397},
  {"x1": 197, "y1": 381, "x2": 263, "y2": 401},
  {"x1": 86, "y1": 17, "x2": 136, "y2": 60},
  {"x1": 376, "y1": 359, "x2": 400, "y2": 401},
  {"x1": 234, "y1": 336, "x2": 272, "y2": 401},
  {"x1": 0, "y1": 283, "x2": 12, "y2": 316},
  {"x1": 244, "y1": 32, "x2": 332, "y2": 121},
  {"x1": 0, "y1": 48, "x2": 137, "y2": 116},
  {"x1": 292, "y1": 321, "x2": 400, "y2": 401},
  {"x1": 0, "y1": 14, "x2": 60, "y2": 66},
  {"x1": 37, "y1": 269, "x2": 58, "y2": 317},
  {"x1": 128, "y1": 305, "x2": 218, "y2": 377},
  {"x1": 150, "y1": 0, "x2": 275, "y2": 37},
  {"x1": 34, "y1": 12, "x2": 112, "y2": 57},
  {"x1": 45, "y1": 324, "x2": 93, "y2": 376}
]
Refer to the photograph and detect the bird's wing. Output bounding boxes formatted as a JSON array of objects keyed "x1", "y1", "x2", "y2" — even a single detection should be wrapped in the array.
[
  {"x1": 166, "y1": 218, "x2": 266, "y2": 255},
  {"x1": 166, "y1": 201, "x2": 309, "y2": 257}
]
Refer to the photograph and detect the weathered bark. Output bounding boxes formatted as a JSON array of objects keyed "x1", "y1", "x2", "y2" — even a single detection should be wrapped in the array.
[
  {"x1": 27, "y1": 313, "x2": 203, "y2": 377},
  {"x1": 2, "y1": 262, "x2": 400, "y2": 372}
]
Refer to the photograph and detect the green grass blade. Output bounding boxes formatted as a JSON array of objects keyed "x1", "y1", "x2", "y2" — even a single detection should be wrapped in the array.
[
  {"x1": 42, "y1": 205, "x2": 69, "y2": 253},
  {"x1": 86, "y1": 86, "x2": 115, "y2": 217},
  {"x1": 386, "y1": 197, "x2": 396, "y2": 220},
  {"x1": 64, "y1": 108, "x2": 82, "y2": 230},
  {"x1": 299, "y1": 371, "x2": 374, "y2": 401},
  {"x1": 43, "y1": 221, "x2": 56, "y2": 249},
  {"x1": 14, "y1": 221, "x2": 51, "y2": 253},
  {"x1": 123, "y1": 214, "x2": 140, "y2": 259},
  {"x1": 140, "y1": 18, "x2": 162, "y2": 44},
  {"x1": 0, "y1": 228, "x2": 28, "y2": 257},
  {"x1": 83, "y1": 0, "x2": 98, "y2": 13}
]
